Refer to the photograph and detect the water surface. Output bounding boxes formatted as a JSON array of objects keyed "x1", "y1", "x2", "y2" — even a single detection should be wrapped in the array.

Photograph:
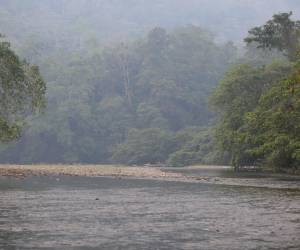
[{"x1": 0, "y1": 173, "x2": 300, "y2": 250}]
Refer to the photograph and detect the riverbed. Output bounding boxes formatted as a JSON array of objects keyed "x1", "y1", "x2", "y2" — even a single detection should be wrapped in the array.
[{"x1": 0, "y1": 166, "x2": 300, "y2": 249}]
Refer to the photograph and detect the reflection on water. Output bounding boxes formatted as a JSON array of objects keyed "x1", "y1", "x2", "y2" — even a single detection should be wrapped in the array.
[{"x1": 0, "y1": 174, "x2": 300, "y2": 250}]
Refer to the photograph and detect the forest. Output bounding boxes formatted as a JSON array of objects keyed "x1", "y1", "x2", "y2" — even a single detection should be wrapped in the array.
[{"x1": 0, "y1": 0, "x2": 299, "y2": 172}]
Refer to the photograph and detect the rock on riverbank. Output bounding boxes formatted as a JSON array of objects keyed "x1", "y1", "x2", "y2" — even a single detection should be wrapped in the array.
[{"x1": 0, "y1": 164, "x2": 182, "y2": 179}]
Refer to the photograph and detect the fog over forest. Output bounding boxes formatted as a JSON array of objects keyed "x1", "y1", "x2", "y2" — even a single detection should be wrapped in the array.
[
  {"x1": 1, "y1": 2, "x2": 300, "y2": 249},
  {"x1": 1, "y1": 0, "x2": 300, "y2": 54},
  {"x1": 0, "y1": 0, "x2": 299, "y2": 169}
]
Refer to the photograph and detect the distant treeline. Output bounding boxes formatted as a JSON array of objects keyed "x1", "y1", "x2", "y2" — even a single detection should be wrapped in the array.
[
  {"x1": 0, "y1": 5, "x2": 299, "y2": 172},
  {"x1": 0, "y1": 26, "x2": 235, "y2": 166}
]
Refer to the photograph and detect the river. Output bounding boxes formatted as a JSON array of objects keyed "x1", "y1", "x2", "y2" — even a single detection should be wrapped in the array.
[{"x1": 0, "y1": 167, "x2": 300, "y2": 249}]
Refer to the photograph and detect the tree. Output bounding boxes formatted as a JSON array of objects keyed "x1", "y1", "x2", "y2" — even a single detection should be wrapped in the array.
[
  {"x1": 211, "y1": 14, "x2": 300, "y2": 172},
  {"x1": 0, "y1": 35, "x2": 46, "y2": 142},
  {"x1": 243, "y1": 62, "x2": 300, "y2": 171},
  {"x1": 167, "y1": 127, "x2": 228, "y2": 167},
  {"x1": 111, "y1": 128, "x2": 173, "y2": 165},
  {"x1": 210, "y1": 61, "x2": 292, "y2": 169},
  {"x1": 245, "y1": 12, "x2": 300, "y2": 61}
]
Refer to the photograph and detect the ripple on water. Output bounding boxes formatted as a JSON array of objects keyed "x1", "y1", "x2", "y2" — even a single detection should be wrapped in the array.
[{"x1": 0, "y1": 176, "x2": 299, "y2": 250}]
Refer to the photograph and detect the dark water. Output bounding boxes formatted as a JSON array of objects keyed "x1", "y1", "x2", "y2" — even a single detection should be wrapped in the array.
[{"x1": 0, "y1": 174, "x2": 300, "y2": 250}]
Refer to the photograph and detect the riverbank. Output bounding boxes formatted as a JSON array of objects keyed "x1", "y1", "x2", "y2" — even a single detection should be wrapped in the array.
[
  {"x1": 168, "y1": 166, "x2": 300, "y2": 189},
  {"x1": 0, "y1": 164, "x2": 299, "y2": 190},
  {"x1": 0, "y1": 164, "x2": 182, "y2": 179}
]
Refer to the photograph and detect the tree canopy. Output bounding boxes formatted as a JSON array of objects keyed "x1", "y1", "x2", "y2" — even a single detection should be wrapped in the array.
[
  {"x1": 212, "y1": 12, "x2": 300, "y2": 172},
  {"x1": 0, "y1": 35, "x2": 45, "y2": 142},
  {"x1": 0, "y1": 26, "x2": 236, "y2": 165},
  {"x1": 1, "y1": 6, "x2": 299, "y2": 172},
  {"x1": 245, "y1": 12, "x2": 300, "y2": 61}
]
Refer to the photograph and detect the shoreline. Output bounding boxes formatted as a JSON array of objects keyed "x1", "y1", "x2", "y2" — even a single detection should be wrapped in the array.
[
  {"x1": 0, "y1": 164, "x2": 183, "y2": 179},
  {"x1": 0, "y1": 164, "x2": 300, "y2": 190}
]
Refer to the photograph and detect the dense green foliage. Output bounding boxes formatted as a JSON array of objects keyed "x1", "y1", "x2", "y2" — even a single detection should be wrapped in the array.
[
  {"x1": 0, "y1": 27, "x2": 235, "y2": 165},
  {"x1": 211, "y1": 62, "x2": 292, "y2": 168},
  {"x1": 112, "y1": 127, "x2": 227, "y2": 167},
  {"x1": 0, "y1": 2, "x2": 299, "y2": 171},
  {"x1": 243, "y1": 63, "x2": 300, "y2": 170},
  {"x1": 212, "y1": 13, "x2": 300, "y2": 172},
  {"x1": 166, "y1": 127, "x2": 228, "y2": 168},
  {"x1": 112, "y1": 128, "x2": 174, "y2": 165},
  {"x1": 0, "y1": 35, "x2": 45, "y2": 142}
]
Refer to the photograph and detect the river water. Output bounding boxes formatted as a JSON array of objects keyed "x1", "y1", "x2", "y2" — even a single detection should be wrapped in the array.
[{"x1": 0, "y1": 169, "x2": 300, "y2": 250}]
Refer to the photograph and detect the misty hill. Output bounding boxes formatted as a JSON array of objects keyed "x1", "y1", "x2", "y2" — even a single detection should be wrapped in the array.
[{"x1": 0, "y1": 0, "x2": 299, "y2": 58}]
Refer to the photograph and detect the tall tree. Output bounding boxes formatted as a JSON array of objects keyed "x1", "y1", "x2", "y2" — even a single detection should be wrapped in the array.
[{"x1": 245, "y1": 12, "x2": 300, "y2": 61}]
